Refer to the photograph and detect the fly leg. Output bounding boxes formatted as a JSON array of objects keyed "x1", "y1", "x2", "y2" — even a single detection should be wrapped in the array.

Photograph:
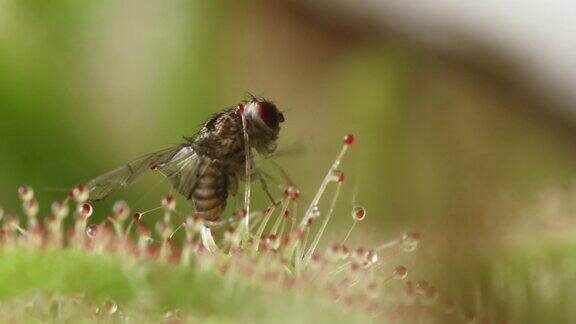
[
  {"x1": 257, "y1": 173, "x2": 279, "y2": 206},
  {"x1": 227, "y1": 175, "x2": 243, "y2": 218}
]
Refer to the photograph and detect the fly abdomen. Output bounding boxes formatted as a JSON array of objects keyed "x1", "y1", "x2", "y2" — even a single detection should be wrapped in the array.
[{"x1": 191, "y1": 165, "x2": 228, "y2": 221}]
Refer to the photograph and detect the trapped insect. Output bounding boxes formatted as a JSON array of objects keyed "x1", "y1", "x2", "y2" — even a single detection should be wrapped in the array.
[{"x1": 85, "y1": 97, "x2": 285, "y2": 223}]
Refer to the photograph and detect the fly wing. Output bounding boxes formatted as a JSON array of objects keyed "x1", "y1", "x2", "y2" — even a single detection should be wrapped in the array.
[
  {"x1": 86, "y1": 146, "x2": 185, "y2": 201},
  {"x1": 156, "y1": 146, "x2": 213, "y2": 200}
]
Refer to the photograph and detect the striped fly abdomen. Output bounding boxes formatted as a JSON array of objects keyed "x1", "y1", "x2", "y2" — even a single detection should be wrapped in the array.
[{"x1": 191, "y1": 164, "x2": 228, "y2": 221}]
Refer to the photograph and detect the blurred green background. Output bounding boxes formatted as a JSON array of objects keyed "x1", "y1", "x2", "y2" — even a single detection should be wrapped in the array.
[{"x1": 2, "y1": 1, "x2": 576, "y2": 321}]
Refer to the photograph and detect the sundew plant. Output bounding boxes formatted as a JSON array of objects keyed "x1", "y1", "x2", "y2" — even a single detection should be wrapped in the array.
[{"x1": 0, "y1": 129, "x2": 452, "y2": 323}]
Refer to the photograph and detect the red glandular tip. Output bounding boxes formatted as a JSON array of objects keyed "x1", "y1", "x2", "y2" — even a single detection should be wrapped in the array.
[
  {"x1": 23, "y1": 199, "x2": 39, "y2": 216},
  {"x1": 294, "y1": 228, "x2": 305, "y2": 240},
  {"x1": 150, "y1": 163, "x2": 159, "y2": 171},
  {"x1": 410, "y1": 232, "x2": 421, "y2": 240},
  {"x1": 366, "y1": 250, "x2": 378, "y2": 264},
  {"x1": 352, "y1": 206, "x2": 366, "y2": 221},
  {"x1": 393, "y1": 265, "x2": 408, "y2": 280},
  {"x1": 18, "y1": 185, "x2": 34, "y2": 201},
  {"x1": 113, "y1": 201, "x2": 130, "y2": 220},
  {"x1": 416, "y1": 280, "x2": 430, "y2": 296},
  {"x1": 341, "y1": 245, "x2": 350, "y2": 258},
  {"x1": 284, "y1": 186, "x2": 300, "y2": 201},
  {"x1": 330, "y1": 170, "x2": 345, "y2": 183},
  {"x1": 265, "y1": 234, "x2": 280, "y2": 249},
  {"x1": 353, "y1": 246, "x2": 367, "y2": 258},
  {"x1": 367, "y1": 282, "x2": 379, "y2": 292},
  {"x1": 311, "y1": 252, "x2": 322, "y2": 263},
  {"x1": 133, "y1": 212, "x2": 143, "y2": 222},
  {"x1": 400, "y1": 232, "x2": 421, "y2": 252},
  {"x1": 155, "y1": 221, "x2": 171, "y2": 236},
  {"x1": 162, "y1": 195, "x2": 176, "y2": 212},
  {"x1": 327, "y1": 244, "x2": 350, "y2": 261},
  {"x1": 239, "y1": 209, "x2": 248, "y2": 218},
  {"x1": 425, "y1": 286, "x2": 438, "y2": 302},
  {"x1": 51, "y1": 200, "x2": 69, "y2": 218},
  {"x1": 224, "y1": 227, "x2": 239, "y2": 243},
  {"x1": 137, "y1": 223, "x2": 150, "y2": 235},
  {"x1": 343, "y1": 134, "x2": 355, "y2": 146},
  {"x1": 70, "y1": 185, "x2": 90, "y2": 203}
]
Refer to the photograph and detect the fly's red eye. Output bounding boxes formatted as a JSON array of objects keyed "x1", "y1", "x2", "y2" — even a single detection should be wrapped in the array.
[{"x1": 258, "y1": 101, "x2": 282, "y2": 129}]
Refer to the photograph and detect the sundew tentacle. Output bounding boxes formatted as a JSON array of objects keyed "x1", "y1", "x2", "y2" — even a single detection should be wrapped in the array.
[{"x1": 0, "y1": 136, "x2": 451, "y2": 322}]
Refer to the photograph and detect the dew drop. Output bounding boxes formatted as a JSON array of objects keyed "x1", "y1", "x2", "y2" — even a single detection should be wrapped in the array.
[
  {"x1": 327, "y1": 244, "x2": 350, "y2": 261},
  {"x1": 225, "y1": 228, "x2": 240, "y2": 246},
  {"x1": 71, "y1": 185, "x2": 89, "y2": 203},
  {"x1": 305, "y1": 218, "x2": 314, "y2": 226},
  {"x1": 137, "y1": 222, "x2": 150, "y2": 236},
  {"x1": 239, "y1": 208, "x2": 248, "y2": 218},
  {"x1": 23, "y1": 199, "x2": 39, "y2": 217},
  {"x1": 424, "y1": 286, "x2": 439, "y2": 304},
  {"x1": 86, "y1": 224, "x2": 98, "y2": 238},
  {"x1": 393, "y1": 265, "x2": 408, "y2": 280},
  {"x1": 113, "y1": 201, "x2": 130, "y2": 221},
  {"x1": 366, "y1": 250, "x2": 378, "y2": 265},
  {"x1": 416, "y1": 280, "x2": 430, "y2": 296},
  {"x1": 351, "y1": 206, "x2": 366, "y2": 221},
  {"x1": 265, "y1": 234, "x2": 280, "y2": 249},
  {"x1": 367, "y1": 281, "x2": 379, "y2": 292},
  {"x1": 185, "y1": 213, "x2": 203, "y2": 232},
  {"x1": 262, "y1": 207, "x2": 273, "y2": 216},
  {"x1": 79, "y1": 203, "x2": 93, "y2": 218},
  {"x1": 311, "y1": 252, "x2": 322, "y2": 265},
  {"x1": 352, "y1": 246, "x2": 368, "y2": 261},
  {"x1": 402, "y1": 281, "x2": 416, "y2": 304},
  {"x1": 310, "y1": 205, "x2": 321, "y2": 219},
  {"x1": 444, "y1": 300, "x2": 455, "y2": 314},
  {"x1": 467, "y1": 312, "x2": 477, "y2": 324},
  {"x1": 51, "y1": 201, "x2": 69, "y2": 219},
  {"x1": 103, "y1": 299, "x2": 118, "y2": 315},
  {"x1": 164, "y1": 310, "x2": 182, "y2": 321},
  {"x1": 18, "y1": 185, "x2": 34, "y2": 202},
  {"x1": 466, "y1": 311, "x2": 477, "y2": 324},
  {"x1": 7, "y1": 215, "x2": 19, "y2": 229},
  {"x1": 162, "y1": 195, "x2": 176, "y2": 212},
  {"x1": 400, "y1": 232, "x2": 421, "y2": 252},
  {"x1": 155, "y1": 221, "x2": 171, "y2": 237},
  {"x1": 350, "y1": 262, "x2": 361, "y2": 272},
  {"x1": 326, "y1": 244, "x2": 340, "y2": 261},
  {"x1": 340, "y1": 245, "x2": 350, "y2": 260},
  {"x1": 284, "y1": 186, "x2": 300, "y2": 201}
]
